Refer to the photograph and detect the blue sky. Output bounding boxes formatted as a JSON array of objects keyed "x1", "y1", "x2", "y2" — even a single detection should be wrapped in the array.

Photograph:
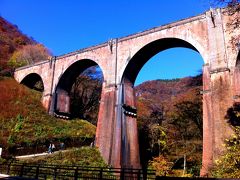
[{"x1": 0, "y1": 0, "x2": 211, "y2": 85}]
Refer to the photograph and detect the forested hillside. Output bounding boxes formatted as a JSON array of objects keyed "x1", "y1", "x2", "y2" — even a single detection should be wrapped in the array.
[
  {"x1": 0, "y1": 17, "x2": 35, "y2": 72},
  {"x1": 135, "y1": 75, "x2": 203, "y2": 176}
]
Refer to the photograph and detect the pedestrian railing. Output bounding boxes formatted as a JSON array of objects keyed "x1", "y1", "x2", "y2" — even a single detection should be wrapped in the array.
[{"x1": 0, "y1": 162, "x2": 156, "y2": 179}]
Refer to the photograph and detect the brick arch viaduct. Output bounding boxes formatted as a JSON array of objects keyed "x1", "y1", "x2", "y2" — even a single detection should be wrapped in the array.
[{"x1": 14, "y1": 8, "x2": 240, "y2": 176}]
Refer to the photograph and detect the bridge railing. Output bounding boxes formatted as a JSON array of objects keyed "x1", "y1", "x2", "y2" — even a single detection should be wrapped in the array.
[{"x1": 0, "y1": 162, "x2": 156, "y2": 179}]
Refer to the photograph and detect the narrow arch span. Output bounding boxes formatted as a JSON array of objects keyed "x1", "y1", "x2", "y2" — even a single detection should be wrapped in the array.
[
  {"x1": 57, "y1": 59, "x2": 102, "y2": 92},
  {"x1": 236, "y1": 50, "x2": 240, "y2": 66},
  {"x1": 20, "y1": 73, "x2": 44, "y2": 92}
]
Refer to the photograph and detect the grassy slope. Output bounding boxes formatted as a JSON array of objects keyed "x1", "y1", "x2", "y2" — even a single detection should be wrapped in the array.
[{"x1": 0, "y1": 77, "x2": 96, "y2": 150}]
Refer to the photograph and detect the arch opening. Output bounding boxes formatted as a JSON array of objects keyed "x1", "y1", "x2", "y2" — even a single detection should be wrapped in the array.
[
  {"x1": 54, "y1": 59, "x2": 103, "y2": 124},
  {"x1": 121, "y1": 38, "x2": 204, "y2": 176},
  {"x1": 236, "y1": 50, "x2": 240, "y2": 67},
  {"x1": 21, "y1": 73, "x2": 44, "y2": 92},
  {"x1": 123, "y1": 38, "x2": 199, "y2": 85}
]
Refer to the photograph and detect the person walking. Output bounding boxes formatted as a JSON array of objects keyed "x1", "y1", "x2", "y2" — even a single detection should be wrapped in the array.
[
  {"x1": 0, "y1": 145, "x2": 2, "y2": 157},
  {"x1": 48, "y1": 143, "x2": 53, "y2": 154},
  {"x1": 52, "y1": 143, "x2": 55, "y2": 152}
]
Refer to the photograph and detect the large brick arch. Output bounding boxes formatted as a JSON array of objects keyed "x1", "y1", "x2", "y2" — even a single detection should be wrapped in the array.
[
  {"x1": 116, "y1": 37, "x2": 205, "y2": 170},
  {"x1": 121, "y1": 37, "x2": 204, "y2": 84},
  {"x1": 51, "y1": 59, "x2": 104, "y2": 117},
  {"x1": 116, "y1": 16, "x2": 209, "y2": 82}
]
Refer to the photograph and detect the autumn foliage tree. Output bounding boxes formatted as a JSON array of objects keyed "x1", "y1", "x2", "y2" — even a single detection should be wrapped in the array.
[
  {"x1": 8, "y1": 44, "x2": 51, "y2": 68},
  {"x1": 0, "y1": 16, "x2": 35, "y2": 75},
  {"x1": 148, "y1": 155, "x2": 172, "y2": 176},
  {"x1": 211, "y1": 127, "x2": 240, "y2": 178},
  {"x1": 211, "y1": 0, "x2": 240, "y2": 48},
  {"x1": 170, "y1": 89, "x2": 203, "y2": 140}
]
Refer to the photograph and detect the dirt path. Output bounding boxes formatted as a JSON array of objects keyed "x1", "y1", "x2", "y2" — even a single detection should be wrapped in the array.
[{"x1": 15, "y1": 149, "x2": 69, "y2": 159}]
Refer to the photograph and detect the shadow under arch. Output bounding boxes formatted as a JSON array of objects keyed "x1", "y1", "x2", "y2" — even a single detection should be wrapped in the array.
[
  {"x1": 20, "y1": 73, "x2": 44, "y2": 92},
  {"x1": 119, "y1": 37, "x2": 204, "y2": 171},
  {"x1": 233, "y1": 50, "x2": 240, "y2": 98},
  {"x1": 52, "y1": 59, "x2": 104, "y2": 119},
  {"x1": 236, "y1": 50, "x2": 240, "y2": 66}
]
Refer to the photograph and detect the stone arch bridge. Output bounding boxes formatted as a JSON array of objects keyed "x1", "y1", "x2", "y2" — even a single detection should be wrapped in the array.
[{"x1": 14, "y1": 8, "x2": 240, "y2": 176}]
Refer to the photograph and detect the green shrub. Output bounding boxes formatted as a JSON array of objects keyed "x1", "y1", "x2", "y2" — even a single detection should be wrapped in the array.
[
  {"x1": 7, "y1": 135, "x2": 16, "y2": 145},
  {"x1": 211, "y1": 127, "x2": 240, "y2": 178},
  {"x1": 148, "y1": 155, "x2": 172, "y2": 176},
  {"x1": 13, "y1": 114, "x2": 25, "y2": 132}
]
